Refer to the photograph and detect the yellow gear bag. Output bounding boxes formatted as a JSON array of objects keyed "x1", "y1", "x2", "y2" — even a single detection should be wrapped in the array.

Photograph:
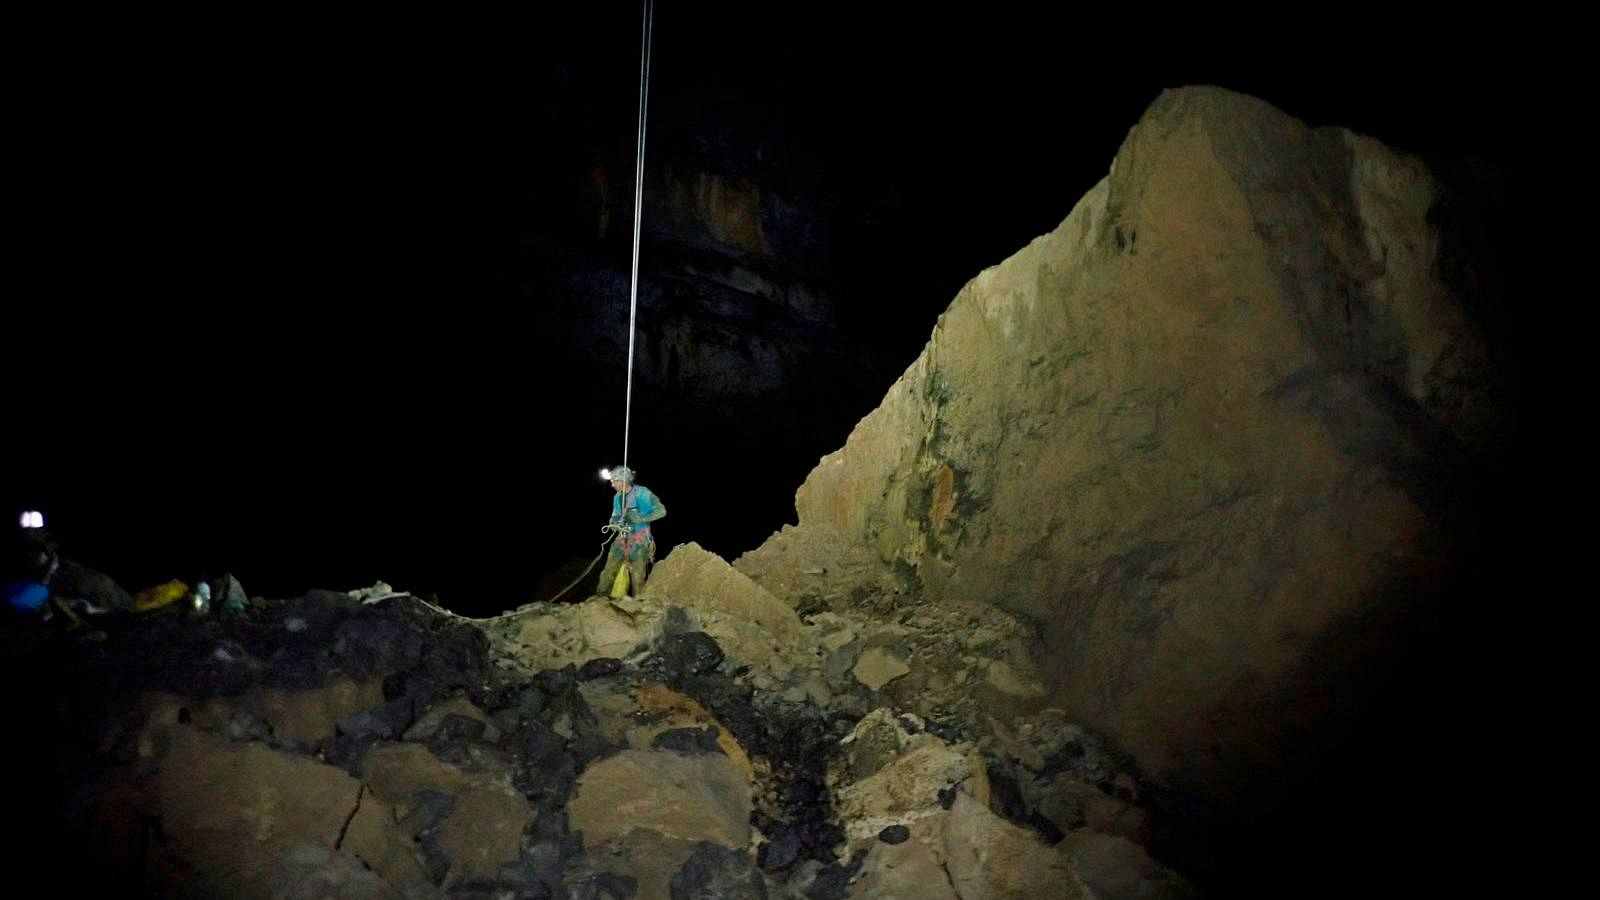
[
  {"x1": 609, "y1": 563, "x2": 631, "y2": 599},
  {"x1": 133, "y1": 579, "x2": 190, "y2": 613}
]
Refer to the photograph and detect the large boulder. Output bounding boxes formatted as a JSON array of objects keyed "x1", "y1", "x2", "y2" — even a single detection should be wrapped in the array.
[{"x1": 736, "y1": 86, "x2": 1502, "y2": 818}]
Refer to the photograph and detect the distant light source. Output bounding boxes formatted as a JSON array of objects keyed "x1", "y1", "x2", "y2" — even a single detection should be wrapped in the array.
[
  {"x1": 19, "y1": 511, "x2": 44, "y2": 529},
  {"x1": 600, "y1": 468, "x2": 612, "y2": 481}
]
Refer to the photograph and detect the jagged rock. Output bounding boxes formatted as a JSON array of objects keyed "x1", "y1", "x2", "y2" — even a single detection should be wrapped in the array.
[
  {"x1": 985, "y1": 759, "x2": 1152, "y2": 845},
  {"x1": 984, "y1": 764, "x2": 1065, "y2": 844},
  {"x1": 486, "y1": 586, "x2": 812, "y2": 682},
  {"x1": 581, "y1": 829, "x2": 715, "y2": 900},
  {"x1": 124, "y1": 722, "x2": 422, "y2": 897},
  {"x1": 338, "y1": 696, "x2": 416, "y2": 742},
  {"x1": 239, "y1": 593, "x2": 450, "y2": 695},
  {"x1": 802, "y1": 674, "x2": 831, "y2": 706},
  {"x1": 825, "y1": 714, "x2": 1116, "y2": 897},
  {"x1": 977, "y1": 710, "x2": 1152, "y2": 844},
  {"x1": 326, "y1": 696, "x2": 416, "y2": 771},
  {"x1": 1059, "y1": 829, "x2": 1199, "y2": 899},
  {"x1": 557, "y1": 680, "x2": 760, "y2": 791},
  {"x1": 852, "y1": 648, "x2": 910, "y2": 691},
  {"x1": 831, "y1": 709, "x2": 974, "y2": 845},
  {"x1": 757, "y1": 825, "x2": 803, "y2": 872},
  {"x1": 384, "y1": 669, "x2": 440, "y2": 707},
  {"x1": 426, "y1": 723, "x2": 511, "y2": 773},
  {"x1": 507, "y1": 717, "x2": 565, "y2": 767},
  {"x1": 643, "y1": 542, "x2": 807, "y2": 675},
  {"x1": 14, "y1": 578, "x2": 1172, "y2": 899},
  {"x1": 580, "y1": 657, "x2": 624, "y2": 679},
  {"x1": 822, "y1": 633, "x2": 855, "y2": 657},
  {"x1": 48, "y1": 558, "x2": 133, "y2": 611},
  {"x1": 355, "y1": 741, "x2": 533, "y2": 889},
  {"x1": 844, "y1": 784, "x2": 1104, "y2": 900},
  {"x1": 330, "y1": 611, "x2": 434, "y2": 679},
  {"x1": 805, "y1": 853, "x2": 867, "y2": 900},
  {"x1": 569, "y1": 749, "x2": 753, "y2": 850},
  {"x1": 943, "y1": 791, "x2": 1087, "y2": 899},
  {"x1": 734, "y1": 86, "x2": 1502, "y2": 817},
  {"x1": 668, "y1": 842, "x2": 768, "y2": 900},
  {"x1": 848, "y1": 818, "x2": 956, "y2": 900},
  {"x1": 245, "y1": 678, "x2": 386, "y2": 747},
  {"x1": 835, "y1": 708, "x2": 917, "y2": 782},
  {"x1": 261, "y1": 842, "x2": 408, "y2": 899},
  {"x1": 824, "y1": 637, "x2": 861, "y2": 677},
  {"x1": 734, "y1": 523, "x2": 901, "y2": 614},
  {"x1": 983, "y1": 659, "x2": 1045, "y2": 699},
  {"x1": 652, "y1": 725, "x2": 727, "y2": 756},
  {"x1": 657, "y1": 631, "x2": 726, "y2": 677},
  {"x1": 508, "y1": 601, "x2": 652, "y2": 674},
  {"x1": 591, "y1": 872, "x2": 639, "y2": 899},
  {"x1": 363, "y1": 742, "x2": 473, "y2": 797},
  {"x1": 430, "y1": 781, "x2": 536, "y2": 889},
  {"x1": 357, "y1": 743, "x2": 533, "y2": 889},
  {"x1": 140, "y1": 678, "x2": 385, "y2": 751},
  {"x1": 1051, "y1": 776, "x2": 1149, "y2": 845},
  {"x1": 403, "y1": 696, "x2": 500, "y2": 744},
  {"x1": 1025, "y1": 711, "x2": 1119, "y2": 784}
]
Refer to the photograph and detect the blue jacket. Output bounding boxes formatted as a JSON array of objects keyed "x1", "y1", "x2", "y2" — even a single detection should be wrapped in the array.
[
  {"x1": 3, "y1": 580, "x2": 49, "y2": 613},
  {"x1": 611, "y1": 485, "x2": 665, "y2": 536}
]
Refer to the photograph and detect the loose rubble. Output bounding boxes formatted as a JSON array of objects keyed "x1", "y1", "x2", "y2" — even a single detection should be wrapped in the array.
[{"x1": 2, "y1": 547, "x2": 1195, "y2": 898}]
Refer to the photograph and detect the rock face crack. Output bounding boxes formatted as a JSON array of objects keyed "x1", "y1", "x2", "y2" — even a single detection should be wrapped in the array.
[
  {"x1": 940, "y1": 856, "x2": 961, "y2": 899},
  {"x1": 334, "y1": 781, "x2": 368, "y2": 850}
]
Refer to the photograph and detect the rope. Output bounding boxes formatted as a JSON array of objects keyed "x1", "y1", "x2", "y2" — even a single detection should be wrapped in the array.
[
  {"x1": 366, "y1": 1, "x2": 658, "y2": 626},
  {"x1": 623, "y1": 0, "x2": 654, "y2": 471},
  {"x1": 360, "y1": 528, "x2": 620, "y2": 622}
]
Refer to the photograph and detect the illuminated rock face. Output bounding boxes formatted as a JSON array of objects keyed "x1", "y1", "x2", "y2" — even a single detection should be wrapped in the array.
[{"x1": 738, "y1": 86, "x2": 1503, "y2": 813}]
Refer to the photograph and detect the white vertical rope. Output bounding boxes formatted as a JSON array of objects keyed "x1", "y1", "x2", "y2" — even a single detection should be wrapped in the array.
[{"x1": 624, "y1": 0, "x2": 653, "y2": 471}]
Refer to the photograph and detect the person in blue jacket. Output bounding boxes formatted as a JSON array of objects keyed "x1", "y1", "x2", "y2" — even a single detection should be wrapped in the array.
[
  {"x1": 3, "y1": 512, "x2": 57, "y2": 615},
  {"x1": 595, "y1": 466, "x2": 666, "y2": 598}
]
